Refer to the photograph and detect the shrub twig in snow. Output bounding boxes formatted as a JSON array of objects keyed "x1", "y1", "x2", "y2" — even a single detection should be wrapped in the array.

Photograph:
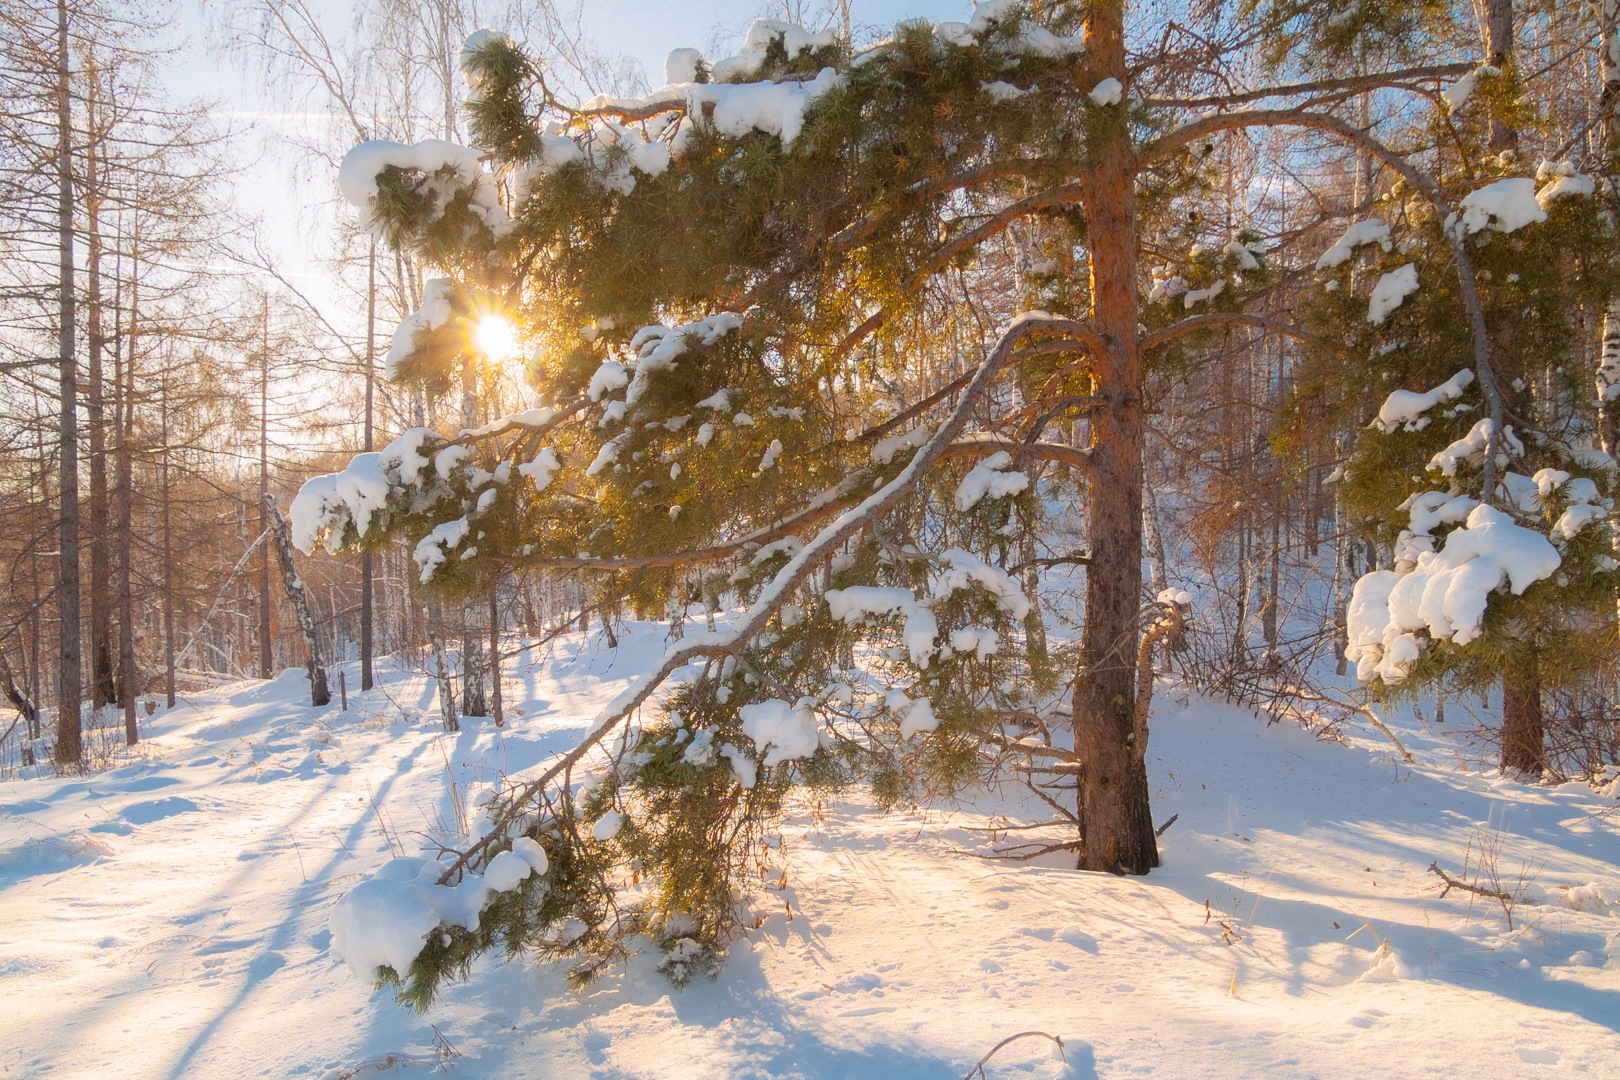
[
  {"x1": 1429, "y1": 859, "x2": 1516, "y2": 930},
  {"x1": 963, "y1": 1030, "x2": 1066, "y2": 1078}
]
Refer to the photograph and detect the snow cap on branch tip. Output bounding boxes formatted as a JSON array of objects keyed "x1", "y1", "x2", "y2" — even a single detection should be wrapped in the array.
[
  {"x1": 666, "y1": 48, "x2": 704, "y2": 86},
  {"x1": 1316, "y1": 219, "x2": 1391, "y2": 270},
  {"x1": 1345, "y1": 504, "x2": 1561, "y2": 683},
  {"x1": 1367, "y1": 264, "x2": 1419, "y2": 325},
  {"x1": 708, "y1": 19, "x2": 839, "y2": 83},
  {"x1": 967, "y1": 0, "x2": 1085, "y2": 56},
  {"x1": 1458, "y1": 178, "x2": 1546, "y2": 235},
  {"x1": 1090, "y1": 78, "x2": 1123, "y2": 106},
  {"x1": 338, "y1": 139, "x2": 509, "y2": 238},
  {"x1": 738, "y1": 699, "x2": 820, "y2": 765},
  {"x1": 1429, "y1": 418, "x2": 1522, "y2": 477},
  {"x1": 459, "y1": 28, "x2": 510, "y2": 85},
  {"x1": 954, "y1": 451, "x2": 1029, "y2": 511},
  {"x1": 1374, "y1": 370, "x2": 1473, "y2": 433},
  {"x1": 384, "y1": 278, "x2": 458, "y2": 380}
]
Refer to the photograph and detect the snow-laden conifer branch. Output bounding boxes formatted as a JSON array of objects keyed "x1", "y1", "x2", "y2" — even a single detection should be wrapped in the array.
[
  {"x1": 435, "y1": 313, "x2": 1089, "y2": 885},
  {"x1": 857, "y1": 344, "x2": 1100, "y2": 451},
  {"x1": 509, "y1": 471, "x2": 873, "y2": 573},
  {"x1": 941, "y1": 437, "x2": 1091, "y2": 471},
  {"x1": 824, "y1": 161, "x2": 1056, "y2": 251},
  {"x1": 1137, "y1": 62, "x2": 1474, "y2": 112},
  {"x1": 449, "y1": 397, "x2": 588, "y2": 445},
  {"x1": 735, "y1": 161, "x2": 1063, "y2": 317},
  {"x1": 1141, "y1": 108, "x2": 1505, "y2": 496},
  {"x1": 832, "y1": 184, "x2": 1089, "y2": 362},
  {"x1": 1138, "y1": 312, "x2": 1317, "y2": 352}
]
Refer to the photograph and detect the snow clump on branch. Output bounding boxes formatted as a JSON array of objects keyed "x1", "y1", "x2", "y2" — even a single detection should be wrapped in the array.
[
  {"x1": 1373, "y1": 369, "x2": 1474, "y2": 433},
  {"x1": 1366, "y1": 265, "x2": 1420, "y2": 325},
  {"x1": 1315, "y1": 219, "x2": 1391, "y2": 270},
  {"x1": 1457, "y1": 178, "x2": 1547, "y2": 235},
  {"x1": 737, "y1": 699, "x2": 821, "y2": 766},
  {"x1": 1345, "y1": 505, "x2": 1561, "y2": 683},
  {"x1": 384, "y1": 279, "x2": 456, "y2": 379},
  {"x1": 338, "y1": 138, "x2": 510, "y2": 238},
  {"x1": 1089, "y1": 77, "x2": 1123, "y2": 106},
  {"x1": 329, "y1": 842, "x2": 547, "y2": 983},
  {"x1": 290, "y1": 428, "x2": 437, "y2": 554},
  {"x1": 953, "y1": 451, "x2": 1029, "y2": 511}
]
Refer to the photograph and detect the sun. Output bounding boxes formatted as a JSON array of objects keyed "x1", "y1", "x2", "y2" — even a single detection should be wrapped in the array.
[{"x1": 471, "y1": 313, "x2": 520, "y2": 362}]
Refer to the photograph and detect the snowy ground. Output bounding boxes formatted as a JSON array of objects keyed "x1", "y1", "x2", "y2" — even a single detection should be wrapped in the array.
[{"x1": 3, "y1": 624, "x2": 1618, "y2": 1079}]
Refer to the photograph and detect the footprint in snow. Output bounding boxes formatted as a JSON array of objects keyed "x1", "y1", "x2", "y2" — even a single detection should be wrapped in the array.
[{"x1": 1346, "y1": 1008, "x2": 1384, "y2": 1029}]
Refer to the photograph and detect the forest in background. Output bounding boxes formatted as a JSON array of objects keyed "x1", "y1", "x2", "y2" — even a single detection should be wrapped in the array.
[{"x1": 3, "y1": 0, "x2": 1619, "y2": 794}]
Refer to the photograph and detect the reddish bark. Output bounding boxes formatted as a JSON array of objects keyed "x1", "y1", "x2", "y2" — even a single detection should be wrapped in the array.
[{"x1": 1073, "y1": 0, "x2": 1158, "y2": 874}]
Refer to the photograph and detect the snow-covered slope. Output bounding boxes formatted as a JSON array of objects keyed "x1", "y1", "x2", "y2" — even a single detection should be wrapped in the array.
[{"x1": 3, "y1": 627, "x2": 1617, "y2": 1078}]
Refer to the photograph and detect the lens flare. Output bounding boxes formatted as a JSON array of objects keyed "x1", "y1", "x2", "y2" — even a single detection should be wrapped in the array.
[{"x1": 472, "y1": 314, "x2": 520, "y2": 361}]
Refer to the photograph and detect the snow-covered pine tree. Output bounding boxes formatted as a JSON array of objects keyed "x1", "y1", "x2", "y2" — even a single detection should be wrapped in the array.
[
  {"x1": 294, "y1": 1, "x2": 1502, "y2": 1006},
  {"x1": 1304, "y1": 54, "x2": 1620, "y2": 775}
]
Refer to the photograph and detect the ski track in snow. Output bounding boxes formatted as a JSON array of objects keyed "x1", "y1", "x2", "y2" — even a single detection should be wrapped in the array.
[{"x1": 3, "y1": 623, "x2": 1618, "y2": 1078}]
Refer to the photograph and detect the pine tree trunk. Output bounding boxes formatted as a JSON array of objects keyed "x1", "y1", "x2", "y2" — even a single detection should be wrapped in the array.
[
  {"x1": 261, "y1": 494, "x2": 331, "y2": 707},
  {"x1": 1484, "y1": 0, "x2": 1518, "y2": 151},
  {"x1": 1501, "y1": 655, "x2": 1546, "y2": 776},
  {"x1": 1071, "y1": 0, "x2": 1158, "y2": 875},
  {"x1": 53, "y1": 0, "x2": 82, "y2": 768}
]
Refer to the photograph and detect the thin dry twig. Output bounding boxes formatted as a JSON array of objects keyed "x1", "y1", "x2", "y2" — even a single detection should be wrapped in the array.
[{"x1": 963, "y1": 1030, "x2": 1066, "y2": 1078}]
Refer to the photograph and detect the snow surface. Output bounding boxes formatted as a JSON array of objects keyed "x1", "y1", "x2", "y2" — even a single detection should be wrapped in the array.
[{"x1": 6, "y1": 626, "x2": 1620, "y2": 1079}]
